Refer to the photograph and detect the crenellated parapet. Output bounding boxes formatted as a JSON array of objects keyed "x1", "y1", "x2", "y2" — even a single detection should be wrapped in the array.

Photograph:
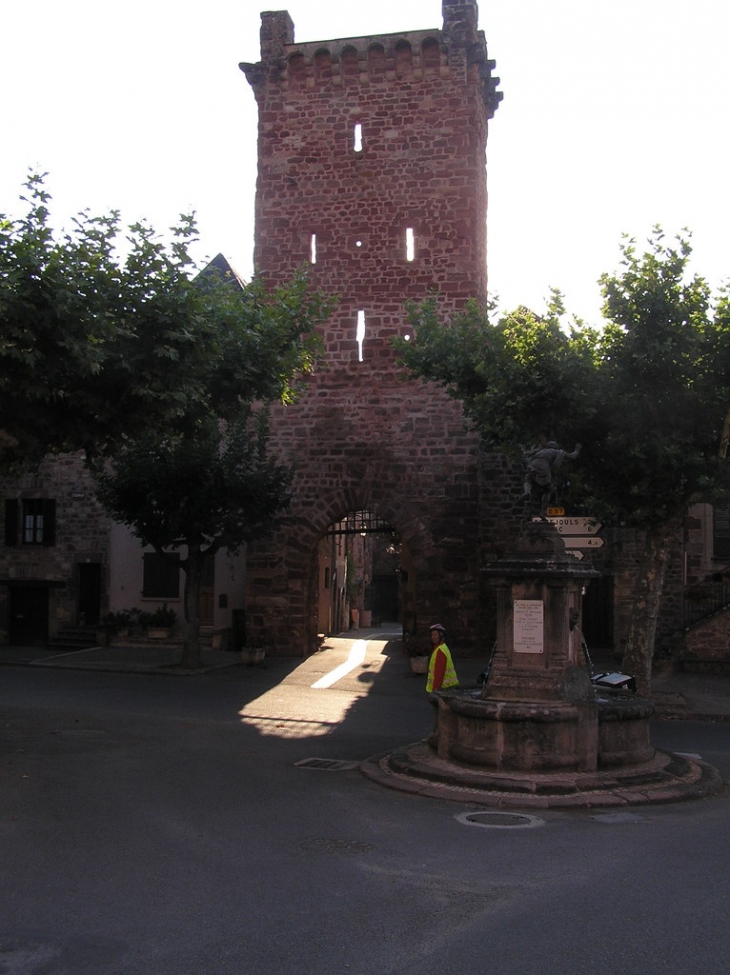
[{"x1": 241, "y1": 10, "x2": 501, "y2": 118}]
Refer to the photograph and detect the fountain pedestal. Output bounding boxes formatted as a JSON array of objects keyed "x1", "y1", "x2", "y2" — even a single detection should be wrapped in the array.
[
  {"x1": 362, "y1": 522, "x2": 722, "y2": 807},
  {"x1": 434, "y1": 522, "x2": 653, "y2": 772}
]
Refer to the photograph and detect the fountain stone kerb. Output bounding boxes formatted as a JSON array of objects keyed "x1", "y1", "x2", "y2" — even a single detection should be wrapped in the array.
[{"x1": 432, "y1": 520, "x2": 655, "y2": 773}]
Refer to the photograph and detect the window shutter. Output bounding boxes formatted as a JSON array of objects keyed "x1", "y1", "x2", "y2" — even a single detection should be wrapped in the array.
[
  {"x1": 714, "y1": 508, "x2": 730, "y2": 562},
  {"x1": 4, "y1": 500, "x2": 19, "y2": 546},
  {"x1": 42, "y1": 499, "x2": 57, "y2": 546},
  {"x1": 142, "y1": 553, "x2": 180, "y2": 598}
]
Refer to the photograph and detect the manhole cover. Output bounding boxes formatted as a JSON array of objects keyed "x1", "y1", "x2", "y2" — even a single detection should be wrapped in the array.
[
  {"x1": 295, "y1": 757, "x2": 359, "y2": 771},
  {"x1": 456, "y1": 811, "x2": 545, "y2": 830}
]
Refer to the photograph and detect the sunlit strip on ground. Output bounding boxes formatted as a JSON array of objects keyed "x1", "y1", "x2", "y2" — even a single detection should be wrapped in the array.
[
  {"x1": 310, "y1": 640, "x2": 368, "y2": 689},
  {"x1": 237, "y1": 714, "x2": 344, "y2": 739}
]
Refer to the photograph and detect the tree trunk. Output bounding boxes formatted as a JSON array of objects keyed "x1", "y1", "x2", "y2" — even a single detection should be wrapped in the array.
[
  {"x1": 621, "y1": 522, "x2": 675, "y2": 697},
  {"x1": 179, "y1": 547, "x2": 204, "y2": 670}
]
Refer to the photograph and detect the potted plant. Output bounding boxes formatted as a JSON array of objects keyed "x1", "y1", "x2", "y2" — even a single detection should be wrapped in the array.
[
  {"x1": 405, "y1": 636, "x2": 430, "y2": 674},
  {"x1": 98, "y1": 608, "x2": 137, "y2": 644},
  {"x1": 144, "y1": 604, "x2": 177, "y2": 639},
  {"x1": 241, "y1": 646, "x2": 266, "y2": 666},
  {"x1": 409, "y1": 652, "x2": 430, "y2": 674}
]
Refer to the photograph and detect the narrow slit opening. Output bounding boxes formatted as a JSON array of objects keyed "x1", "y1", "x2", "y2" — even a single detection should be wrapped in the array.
[
  {"x1": 406, "y1": 227, "x2": 415, "y2": 262},
  {"x1": 353, "y1": 122, "x2": 363, "y2": 153},
  {"x1": 356, "y1": 310, "x2": 365, "y2": 362},
  {"x1": 310, "y1": 233, "x2": 317, "y2": 265}
]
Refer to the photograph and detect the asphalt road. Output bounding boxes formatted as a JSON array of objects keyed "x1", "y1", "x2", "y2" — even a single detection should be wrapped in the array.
[{"x1": 1, "y1": 637, "x2": 729, "y2": 975}]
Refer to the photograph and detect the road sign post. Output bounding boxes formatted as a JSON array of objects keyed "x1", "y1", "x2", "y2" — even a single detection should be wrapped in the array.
[{"x1": 545, "y1": 516, "x2": 604, "y2": 554}]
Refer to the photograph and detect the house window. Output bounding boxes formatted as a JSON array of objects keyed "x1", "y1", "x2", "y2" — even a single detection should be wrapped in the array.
[
  {"x1": 142, "y1": 552, "x2": 180, "y2": 598},
  {"x1": 23, "y1": 500, "x2": 45, "y2": 544},
  {"x1": 4, "y1": 499, "x2": 56, "y2": 546}
]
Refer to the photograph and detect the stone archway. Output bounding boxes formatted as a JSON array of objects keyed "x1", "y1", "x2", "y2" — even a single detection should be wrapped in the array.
[
  {"x1": 313, "y1": 509, "x2": 413, "y2": 638},
  {"x1": 244, "y1": 477, "x2": 464, "y2": 657}
]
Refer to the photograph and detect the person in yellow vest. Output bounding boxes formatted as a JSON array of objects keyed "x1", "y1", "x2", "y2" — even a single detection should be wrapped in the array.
[{"x1": 426, "y1": 623, "x2": 459, "y2": 693}]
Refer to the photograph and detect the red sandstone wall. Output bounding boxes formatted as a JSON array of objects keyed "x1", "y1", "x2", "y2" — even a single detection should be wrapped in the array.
[{"x1": 240, "y1": 2, "x2": 502, "y2": 655}]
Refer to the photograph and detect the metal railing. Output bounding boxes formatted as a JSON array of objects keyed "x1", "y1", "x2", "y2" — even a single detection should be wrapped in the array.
[{"x1": 684, "y1": 568, "x2": 730, "y2": 629}]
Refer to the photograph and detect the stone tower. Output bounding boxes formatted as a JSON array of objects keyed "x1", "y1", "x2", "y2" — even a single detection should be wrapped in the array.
[{"x1": 240, "y1": 0, "x2": 501, "y2": 655}]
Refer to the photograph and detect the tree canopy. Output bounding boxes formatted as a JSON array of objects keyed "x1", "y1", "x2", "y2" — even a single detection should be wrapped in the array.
[
  {"x1": 395, "y1": 229, "x2": 730, "y2": 692},
  {"x1": 0, "y1": 174, "x2": 333, "y2": 465},
  {"x1": 92, "y1": 410, "x2": 294, "y2": 669},
  {"x1": 1, "y1": 174, "x2": 337, "y2": 668}
]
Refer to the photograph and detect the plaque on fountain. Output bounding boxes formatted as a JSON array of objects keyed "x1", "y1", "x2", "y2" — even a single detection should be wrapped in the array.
[{"x1": 513, "y1": 599, "x2": 544, "y2": 653}]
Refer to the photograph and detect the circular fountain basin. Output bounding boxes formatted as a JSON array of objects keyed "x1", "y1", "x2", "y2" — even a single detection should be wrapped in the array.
[{"x1": 432, "y1": 687, "x2": 655, "y2": 771}]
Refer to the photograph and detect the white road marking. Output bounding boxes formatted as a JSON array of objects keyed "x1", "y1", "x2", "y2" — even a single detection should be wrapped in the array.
[{"x1": 311, "y1": 640, "x2": 368, "y2": 689}]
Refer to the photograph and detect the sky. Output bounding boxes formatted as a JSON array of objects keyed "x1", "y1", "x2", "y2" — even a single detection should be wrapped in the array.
[{"x1": 2, "y1": 0, "x2": 729, "y2": 323}]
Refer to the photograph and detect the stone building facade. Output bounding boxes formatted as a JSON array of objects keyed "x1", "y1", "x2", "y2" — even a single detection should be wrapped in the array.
[
  {"x1": 0, "y1": 453, "x2": 110, "y2": 644},
  {"x1": 0, "y1": 448, "x2": 247, "y2": 648},
  {"x1": 240, "y1": 0, "x2": 503, "y2": 656}
]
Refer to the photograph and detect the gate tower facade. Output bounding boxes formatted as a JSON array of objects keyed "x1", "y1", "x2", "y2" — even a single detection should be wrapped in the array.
[{"x1": 240, "y1": 0, "x2": 502, "y2": 655}]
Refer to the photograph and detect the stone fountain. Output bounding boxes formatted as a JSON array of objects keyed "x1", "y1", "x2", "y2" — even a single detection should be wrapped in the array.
[{"x1": 362, "y1": 522, "x2": 722, "y2": 808}]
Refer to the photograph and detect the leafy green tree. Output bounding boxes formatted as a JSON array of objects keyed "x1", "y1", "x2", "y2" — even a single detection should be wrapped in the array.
[
  {"x1": 0, "y1": 174, "x2": 331, "y2": 463},
  {"x1": 92, "y1": 411, "x2": 292, "y2": 670},
  {"x1": 395, "y1": 230, "x2": 730, "y2": 694},
  {"x1": 590, "y1": 231, "x2": 730, "y2": 689},
  {"x1": 1, "y1": 174, "x2": 336, "y2": 667}
]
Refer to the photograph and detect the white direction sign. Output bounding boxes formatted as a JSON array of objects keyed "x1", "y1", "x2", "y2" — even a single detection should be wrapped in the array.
[
  {"x1": 547, "y1": 516, "x2": 602, "y2": 536},
  {"x1": 562, "y1": 536, "x2": 605, "y2": 549}
]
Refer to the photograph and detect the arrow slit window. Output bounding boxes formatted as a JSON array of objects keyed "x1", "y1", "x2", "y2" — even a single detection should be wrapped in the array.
[{"x1": 356, "y1": 310, "x2": 366, "y2": 362}]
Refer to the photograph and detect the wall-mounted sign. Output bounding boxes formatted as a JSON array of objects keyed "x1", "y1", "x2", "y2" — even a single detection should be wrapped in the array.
[{"x1": 514, "y1": 599, "x2": 544, "y2": 654}]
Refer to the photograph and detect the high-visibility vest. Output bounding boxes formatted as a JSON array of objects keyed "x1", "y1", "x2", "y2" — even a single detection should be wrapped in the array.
[{"x1": 426, "y1": 642, "x2": 459, "y2": 693}]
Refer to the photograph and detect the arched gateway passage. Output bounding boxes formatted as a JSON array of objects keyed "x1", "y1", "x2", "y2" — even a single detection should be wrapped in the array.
[{"x1": 315, "y1": 509, "x2": 415, "y2": 640}]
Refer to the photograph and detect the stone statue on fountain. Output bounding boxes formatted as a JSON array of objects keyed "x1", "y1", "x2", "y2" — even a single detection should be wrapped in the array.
[{"x1": 522, "y1": 440, "x2": 581, "y2": 518}]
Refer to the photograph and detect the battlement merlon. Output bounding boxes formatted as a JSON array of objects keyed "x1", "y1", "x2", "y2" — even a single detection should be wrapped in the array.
[
  {"x1": 240, "y1": 4, "x2": 502, "y2": 117},
  {"x1": 442, "y1": 0, "x2": 479, "y2": 44},
  {"x1": 259, "y1": 9, "x2": 294, "y2": 62}
]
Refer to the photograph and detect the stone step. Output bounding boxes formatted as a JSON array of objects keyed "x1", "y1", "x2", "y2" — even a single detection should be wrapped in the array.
[{"x1": 49, "y1": 625, "x2": 99, "y2": 649}]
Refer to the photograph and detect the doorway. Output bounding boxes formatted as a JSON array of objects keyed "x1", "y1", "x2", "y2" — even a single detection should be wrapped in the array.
[
  {"x1": 77, "y1": 562, "x2": 102, "y2": 626},
  {"x1": 582, "y1": 573, "x2": 614, "y2": 650},
  {"x1": 9, "y1": 585, "x2": 50, "y2": 645}
]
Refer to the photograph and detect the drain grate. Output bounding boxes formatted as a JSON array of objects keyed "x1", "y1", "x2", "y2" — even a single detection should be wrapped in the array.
[
  {"x1": 456, "y1": 811, "x2": 545, "y2": 830},
  {"x1": 295, "y1": 757, "x2": 359, "y2": 771}
]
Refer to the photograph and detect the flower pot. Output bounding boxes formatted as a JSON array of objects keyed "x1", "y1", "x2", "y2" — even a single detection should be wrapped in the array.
[
  {"x1": 241, "y1": 647, "x2": 265, "y2": 666},
  {"x1": 360, "y1": 610, "x2": 372, "y2": 628},
  {"x1": 410, "y1": 655, "x2": 429, "y2": 674},
  {"x1": 147, "y1": 627, "x2": 172, "y2": 640}
]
